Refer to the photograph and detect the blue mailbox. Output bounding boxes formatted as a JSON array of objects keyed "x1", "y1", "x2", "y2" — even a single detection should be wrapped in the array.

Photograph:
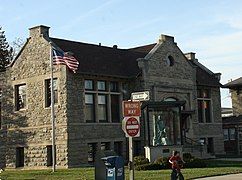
[{"x1": 101, "y1": 156, "x2": 124, "y2": 180}]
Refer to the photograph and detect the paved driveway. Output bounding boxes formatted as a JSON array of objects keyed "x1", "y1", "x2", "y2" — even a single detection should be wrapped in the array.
[{"x1": 195, "y1": 173, "x2": 242, "y2": 180}]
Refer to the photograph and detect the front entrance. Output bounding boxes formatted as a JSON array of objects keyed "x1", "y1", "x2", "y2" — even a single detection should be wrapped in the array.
[{"x1": 142, "y1": 101, "x2": 185, "y2": 161}]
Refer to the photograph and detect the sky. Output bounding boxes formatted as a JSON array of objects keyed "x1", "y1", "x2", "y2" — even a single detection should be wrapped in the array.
[{"x1": 1, "y1": 0, "x2": 242, "y2": 107}]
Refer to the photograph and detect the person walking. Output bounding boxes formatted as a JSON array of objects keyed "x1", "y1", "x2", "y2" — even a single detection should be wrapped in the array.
[{"x1": 169, "y1": 151, "x2": 184, "y2": 180}]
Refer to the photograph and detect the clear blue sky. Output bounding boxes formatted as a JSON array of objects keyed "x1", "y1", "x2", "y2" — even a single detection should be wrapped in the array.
[{"x1": 1, "y1": 0, "x2": 242, "y2": 107}]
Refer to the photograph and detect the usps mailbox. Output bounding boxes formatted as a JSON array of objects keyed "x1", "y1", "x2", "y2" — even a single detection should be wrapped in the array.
[{"x1": 101, "y1": 156, "x2": 124, "y2": 180}]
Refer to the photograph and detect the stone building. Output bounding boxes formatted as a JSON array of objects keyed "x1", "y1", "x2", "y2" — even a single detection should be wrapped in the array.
[
  {"x1": 222, "y1": 77, "x2": 242, "y2": 155},
  {"x1": 0, "y1": 25, "x2": 224, "y2": 169}
]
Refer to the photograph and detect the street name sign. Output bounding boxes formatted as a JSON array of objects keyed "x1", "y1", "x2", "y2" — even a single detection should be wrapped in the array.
[{"x1": 131, "y1": 91, "x2": 150, "y2": 101}]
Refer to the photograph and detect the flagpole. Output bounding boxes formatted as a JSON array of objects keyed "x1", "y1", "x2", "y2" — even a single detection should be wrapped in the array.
[{"x1": 49, "y1": 43, "x2": 56, "y2": 172}]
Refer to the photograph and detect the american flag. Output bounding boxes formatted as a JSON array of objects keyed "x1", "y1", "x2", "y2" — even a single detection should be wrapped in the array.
[{"x1": 52, "y1": 48, "x2": 79, "y2": 73}]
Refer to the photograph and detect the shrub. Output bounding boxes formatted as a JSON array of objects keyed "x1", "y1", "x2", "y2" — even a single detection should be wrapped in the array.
[
  {"x1": 154, "y1": 156, "x2": 171, "y2": 169},
  {"x1": 134, "y1": 156, "x2": 149, "y2": 166},
  {"x1": 135, "y1": 163, "x2": 162, "y2": 171},
  {"x1": 184, "y1": 158, "x2": 207, "y2": 168},
  {"x1": 183, "y1": 153, "x2": 193, "y2": 163}
]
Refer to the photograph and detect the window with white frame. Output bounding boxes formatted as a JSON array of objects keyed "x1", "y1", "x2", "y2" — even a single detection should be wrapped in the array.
[
  {"x1": 84, "y1": 80, "x2": 121, "y2": 123},
  {"x1": 197, "y1": 89, "x2": 212, "y2": 123}
]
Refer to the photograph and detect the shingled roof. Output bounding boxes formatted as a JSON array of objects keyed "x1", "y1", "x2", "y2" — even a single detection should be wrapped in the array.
[
  {"x1": 50, "y1": 38, "x2": 154, "y2": 78},
  {"x1": 223, "y1": 115, "x2": 242, "y2": 125},
  {"x1": 223, "y1": 77, "x2": 242, "y2": 88},
  {"x1": 50, "y1": 37, "x2": 221, "y2": 87}
]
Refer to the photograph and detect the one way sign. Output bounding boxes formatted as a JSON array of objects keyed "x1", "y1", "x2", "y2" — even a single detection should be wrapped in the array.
[{"x1": 131, "y1": 91, "x2": 150, "y2": 101}]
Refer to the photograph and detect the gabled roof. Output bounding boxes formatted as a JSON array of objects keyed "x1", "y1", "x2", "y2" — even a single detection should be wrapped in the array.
[
  {"x1": 223, "y1": 77, "x2": 242, "y2": 88},
  {"x1": 128, "y1": 43, "x2": 156, "y2": 53},
  {"x1": 50, "y1": 37, "x2": 220, "y2": 87},
  {"x1": 50, "y1": 38, "x2": 150, "y2": 78},
  {"x1": 190, "y1": 60, "x2": 221, "y2": 87},
  {"x1": 223, "y1": 115, "x2": 242, "y2": 125}
]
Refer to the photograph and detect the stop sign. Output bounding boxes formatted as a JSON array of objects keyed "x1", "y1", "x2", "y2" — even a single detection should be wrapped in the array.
[{"x1": 125, "y1": 117, "x2": 140, "y2": 137}]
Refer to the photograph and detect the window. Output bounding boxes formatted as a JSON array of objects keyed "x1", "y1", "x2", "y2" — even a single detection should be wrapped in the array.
[
  {"x1": 223, "y1": 129, "x2": 229, "y2": 141},
  {"x1": 84, "y1": 79, "x2": 121, "y2": 123},
  {"x1": 198, "y1": 101, "x2": 203, "y2": 123},
  {"x1": 111, "y1": 95, "x2": 120, "y2": 122},
  {"x1": 197, "y1": 89, "x2": 212, "y2": 123},
  {"x1": 85, "y1": 94, "x2": 95, "y2": 122},
  {"x1": 110, "y1": 82, "x2": 119, "y2": 92},
  {"x1": 207, "y1": 137, "x2": 214, "y2": 154},
  {"x1": 166, "y1": 55, "x2": 174, "y2": 66},
  {"x1": 88, "y1": 143, "x2": 97, "y2": 163},
  {"x1": 85, "y1": 80, "x2": 93, "y2": 90},
  {"x1": 97, "y1": 81, "x2": 106, "y2": 91},
  {"x1": 46, "y1": 145, "x2": 54, "y2": 166},
  {"x1": 151, "y1": 107, "x2": 181, "y2": 146},
  {"x1": 114, "y1": 141, "x2": 123, "y2": 156},
  {"x1": 16, "y1": 147, "x2": 24, "y2": 168},
  {"x1": 45, "y1": 78, "x2": 58, "y2": 107},
  {"x1": 98, "y1": 95, "x2": 107, "y2": 122},
  {"x1": 15, "y1": 84, "x2": 26, "y2": 110},
  {"x1": 101, "y1": 142, "x2": 111, "y2": 151},
  {"x1": 229, "y1": 128, "x2": 236, "y2": 140}
]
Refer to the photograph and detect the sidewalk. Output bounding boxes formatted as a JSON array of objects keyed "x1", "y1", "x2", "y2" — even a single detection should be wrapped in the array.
[{"x1": 195, "y1": 173, "x2": 242, "y2": 180}]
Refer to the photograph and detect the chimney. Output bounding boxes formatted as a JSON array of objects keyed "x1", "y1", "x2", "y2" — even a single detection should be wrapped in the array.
[
  {"x1": 214, "y1": 73, "x2": 221, "y2": 81},
  {"x1": 29, "y1": 25, "x2": 50, "y2": 38},
  {"x1": 184, "y1": 52, "x2": 196, "y2": 60},
  {"x1": 113, "y1": 45, "x2": 118, "y2": 49},
  {"x1": 158, "y1": 34, "x2": 174, "y2": 43}
]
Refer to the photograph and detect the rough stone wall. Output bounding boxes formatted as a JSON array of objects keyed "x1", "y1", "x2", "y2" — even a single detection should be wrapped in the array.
[
  {"x1": 137, "y1": 35, "x2": 224, "y2": 155},
  {"x1": 1, "y1": 26, "x2": 68, "y2": 169},
  {"x1": 231, "y1": 89, "x2": 242, "y2": 116},
  {"x1": 138, "y1": 35, "x2": 197, "y2": 138},
  {"x1": 192, "y1": 87, "x2": 224, "y2": 154},
  {"x1": 66, "y1": 74, "x2": 126, "y2": 167}
]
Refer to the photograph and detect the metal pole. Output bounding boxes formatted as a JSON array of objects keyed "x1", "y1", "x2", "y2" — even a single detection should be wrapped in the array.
[
  {"x1": 129, "y1": 137, "x2": 134, "y2": 180},
  {"x1": 49, "y1": 44, "x2": 56, "y2": 172}
]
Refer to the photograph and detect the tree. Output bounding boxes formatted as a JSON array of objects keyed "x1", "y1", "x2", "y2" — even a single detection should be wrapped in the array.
[
  {"x1": 0, "y1": 26, "x2": 13, "y2": 71},
  {"x1": 11, "y1": 37, "x2": 24, "y2": 59}
]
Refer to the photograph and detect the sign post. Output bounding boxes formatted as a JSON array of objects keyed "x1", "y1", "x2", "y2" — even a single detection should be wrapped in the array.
[
  {"x1": 122, "y1": 101, "x2": 141, "y2": 180},
  {"x1": 129, "y1": 137, "x2": 134, "y2": 180}
]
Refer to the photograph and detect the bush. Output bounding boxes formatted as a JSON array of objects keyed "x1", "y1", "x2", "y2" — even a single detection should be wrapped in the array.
[
  {"x1": 184, "y1": 158, "x2": 207, "y2": 168},
  {"x1": 135, "y1": 163, "x2": 162, "y2": 171},
  {"x1": 134, "y1": 156, "x2": 149, "y2": 166},
  {"x1": 183, "y1": 153, "x2": 193, "y2": 163},
  {"x1": 154, "y1": 156, "x2": 171, "y2": 169}
]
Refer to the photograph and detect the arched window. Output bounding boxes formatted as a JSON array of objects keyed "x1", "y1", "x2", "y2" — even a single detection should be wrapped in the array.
[
  {"x1": 164, "y1": 97, "x2": 177, "y2": 102},
  {"x1": 164, "y1": 97, "x2": 185, "y2": 110},
  {"x1": 166, "y1": 55, "x2": 175, "y2": 66}
]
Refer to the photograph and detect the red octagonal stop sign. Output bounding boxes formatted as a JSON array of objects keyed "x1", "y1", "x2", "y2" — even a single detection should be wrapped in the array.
[{"x1": 125, "y1": 117, "x2": 140, "y2": 137}]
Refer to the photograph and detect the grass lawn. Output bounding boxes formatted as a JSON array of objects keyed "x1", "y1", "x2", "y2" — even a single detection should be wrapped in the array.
[{"x1": 1, "y1": 160, "x2": 242, "y2": 180}]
